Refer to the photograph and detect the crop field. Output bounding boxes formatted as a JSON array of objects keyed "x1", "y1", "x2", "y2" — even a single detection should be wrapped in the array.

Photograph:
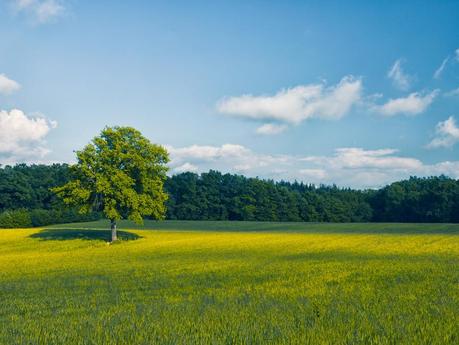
[{"x1": 1, "y1": 220, "x2": 458, "y2": 344}]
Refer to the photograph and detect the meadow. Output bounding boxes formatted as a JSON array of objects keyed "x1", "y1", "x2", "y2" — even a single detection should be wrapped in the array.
[{"x1": 0, "y1": 220, "x2": 458, "y2": 344}]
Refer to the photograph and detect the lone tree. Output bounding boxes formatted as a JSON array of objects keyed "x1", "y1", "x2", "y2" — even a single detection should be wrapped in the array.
[{"x1": 53, "y1": 126, "x2": 169, "y2": 242}]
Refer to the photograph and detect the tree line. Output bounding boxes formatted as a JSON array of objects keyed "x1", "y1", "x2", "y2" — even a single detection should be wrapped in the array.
[
  {"x1": 1, "y1": 163, "x2": 458, "y2": 227},
  {"x1": 165, "y1": 170, "x2": 459, "y2": 223}
]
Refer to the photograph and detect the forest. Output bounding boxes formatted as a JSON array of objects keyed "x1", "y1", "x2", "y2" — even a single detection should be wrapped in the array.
[{"x1": 0, "y1": 163, "x2": 458, "y2": 227}]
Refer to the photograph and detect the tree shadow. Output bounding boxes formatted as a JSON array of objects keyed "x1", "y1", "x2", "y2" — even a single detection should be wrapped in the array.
[{"x1": 30, "y1": 229, "x2": 141, "y2": 242}]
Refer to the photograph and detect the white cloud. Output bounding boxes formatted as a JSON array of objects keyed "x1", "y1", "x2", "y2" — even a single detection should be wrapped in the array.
[
  {"x1": 217, "y1": 76, "x2": 362, "y2": 125},
  {"x1": 387, "y1": 59, "x2": 413, "y2": 91},
  {"x1": 256, "y1": 123, "x2": 287, "y2": 135},
  {"x1": 427, "y1": 116, "x2": 459, "y2": 149},
  {"x1": 303, "y1": 148, "x2": 423, "y2": 171},
  {"x1": 0, "y1": 74, "x2": 21, "y2": 95},
  {"x1": 299, "y1": 168, "x2": 328, "y2": 180},
  {"x1": 445, "y1": 87, "x2": 459, "y2": 97},
  {"x1": 428, "y1": 160, "x2": 459, "y2": 177},
  {"x1": 174, "y1": 162, "x2": 198, "y2": 173},
  {"x1": 0, "y1": 109, "x2": 57, "y2": 164},
  {"x1": 433, "y1": 57, "x2": 449, "y2": 79},
  {"x1": 374, "y1": 90, "x2": 438, "y2": 116},
  {"x1": 167, "y1": 144, "x2": 250, "y2": 163},
  {"x1": 302, "y1": 147, "x2": 459, "y2": 188},
  {"x1": 12, "y1": 0, "x2": 64, "y2": 23},
  {"x1": 167, "y1": 143, "x2": 292, "y2": 175},
  {"x1": 166, "y1": 143, "x2": 459, "y2": 189}
]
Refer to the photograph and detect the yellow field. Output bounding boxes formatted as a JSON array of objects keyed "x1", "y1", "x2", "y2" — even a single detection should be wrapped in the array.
[{"x1": 1, "y1": 222, "x2": 458, "y2": 344}]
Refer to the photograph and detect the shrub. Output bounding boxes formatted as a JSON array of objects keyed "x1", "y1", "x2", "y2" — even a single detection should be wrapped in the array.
[
  {"x1": 0, "y1": 209, "x2": 32, "y2": 228},
  {"x1": 0, "y1": 208, "x2": 103, "y2": 228},
  {"x1": 30, "y1": 209, "x2": 57, "y2": 227}
]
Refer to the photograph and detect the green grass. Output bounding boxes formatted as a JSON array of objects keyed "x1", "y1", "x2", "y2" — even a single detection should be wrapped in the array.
[
  {"x1": 1, "y1": 221, "x2": 458, "y2": 344},
  {"x1": 49, "y1": 219, "x2": 459, "y2": 234}
]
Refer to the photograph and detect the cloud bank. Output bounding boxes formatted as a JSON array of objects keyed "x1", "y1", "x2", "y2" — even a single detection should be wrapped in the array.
[{"x1": 167, "y1": 143, "x2": 459, "y2": 189}]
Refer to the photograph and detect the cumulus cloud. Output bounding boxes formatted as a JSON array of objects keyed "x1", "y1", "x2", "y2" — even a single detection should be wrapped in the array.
[
  {"x1": 0, "y1": 109, "x2": 57, "y2": 164},
  {"x1": 427, "y1": 116, "x2": 459, "y2": 149},
  {"x1": 373, "y1": 90, "x2": 438, "y2": 116},
  {"x1": 433, "y1": 57, "x2": 449, "y2": 79},
  {"x1": 428, "y1": 160, "x2": 459, "y2": 177},
  {"x1": 174, "y1": 162, "x2": 198, "y2": 173},
  {"x1": 256, "y1": 123, "x2": 288, "y2": 135},
  {"x1": 301, "y1": 148, "x2": 432, "y2": 187},
  {"x1": 387, "y1": 59, "x2": 413, "y2": 91},
  {"x1": 167, "y1": 143, "x2": 291, "y2": 176},
  {"x1": 302, "y1": 148, "x2": 422, "y2": 171},
  {"x1": 304, "y1": 148, "x2": 459, "y2": 187},
  {"x1": 0, "y1": 74, "x2": 21, "y2": 95},
  {"x1": 166, "y1": 143, "x2": 459, "y2": 189},
  {"x1": 217, "y1": 76, "x2": 362, "y2": 125},
  {"x1": 12, "y1": 0, "x2": 64, "y2": 23},
  {"x1": 167, "y1": 144, "x2": 251, "y2": 163}
]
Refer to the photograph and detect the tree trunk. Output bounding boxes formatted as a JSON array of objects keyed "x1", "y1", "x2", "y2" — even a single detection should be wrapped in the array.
[{"x1": 110, "y1": 220, "x2": 117, "y2": 242}]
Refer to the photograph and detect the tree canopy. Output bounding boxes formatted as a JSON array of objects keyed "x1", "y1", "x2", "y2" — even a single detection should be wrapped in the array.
[
  {"x1": 1, "y1": 162, "x2": 459, "y2": 227},
  {"x1": 53, "y1": 126, "x2": 169, "y2": 226}
]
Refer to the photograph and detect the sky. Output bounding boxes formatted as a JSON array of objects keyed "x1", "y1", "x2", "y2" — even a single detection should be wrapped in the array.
[{"x1": 0, "y1": 0, "x2": 459, "y2": 188}]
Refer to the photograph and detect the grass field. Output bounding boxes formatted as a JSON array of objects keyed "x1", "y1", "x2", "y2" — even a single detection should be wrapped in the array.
[{"x1": 1, "y1": 220, "x2": 458, "y2": 344}]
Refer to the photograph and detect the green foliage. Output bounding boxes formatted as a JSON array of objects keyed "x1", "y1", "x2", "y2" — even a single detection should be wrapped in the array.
[
  {"x1": 0, "y1": 164, "x2": 70, "y2": 211},
  {"x1": 1, "y1": 163, "x2": 459, "y2": 224},
  {"x1": 370, "y1": 176, "x2": 459, "y2": 222},
  {"x1": 0, "y1": 209, "x2": 32, "y2": 228},
  {"x1": 53, "y1": 126, "x2": 169, "y2": 224},
  {"x1": 29, "y1": 209, "x2": 101, "y2": 227},
  {"x1": 0, "y1": 209, "x2": 101, "y2": 228},
  {"x1": 165, "y1": 171, "x2": 374, "y2": 222}
]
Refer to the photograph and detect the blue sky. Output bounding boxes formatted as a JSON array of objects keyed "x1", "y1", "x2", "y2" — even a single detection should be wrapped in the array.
[{"x1": 0, "y1": 0, "x2": 459, "y2": 188}]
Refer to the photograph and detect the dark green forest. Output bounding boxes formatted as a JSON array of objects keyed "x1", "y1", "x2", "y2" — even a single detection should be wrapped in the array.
[{"x1": 1, "y1": 164, "x2": 458, "y2": 227}]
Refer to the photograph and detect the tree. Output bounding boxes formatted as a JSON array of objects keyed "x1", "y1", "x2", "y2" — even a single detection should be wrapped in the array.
[
  {"x1": 4, "y1": 160, "x2": 459, "y2": 224},
  {"x1": 53, "y1": 126, "x2": 169, "y2": 242}
]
